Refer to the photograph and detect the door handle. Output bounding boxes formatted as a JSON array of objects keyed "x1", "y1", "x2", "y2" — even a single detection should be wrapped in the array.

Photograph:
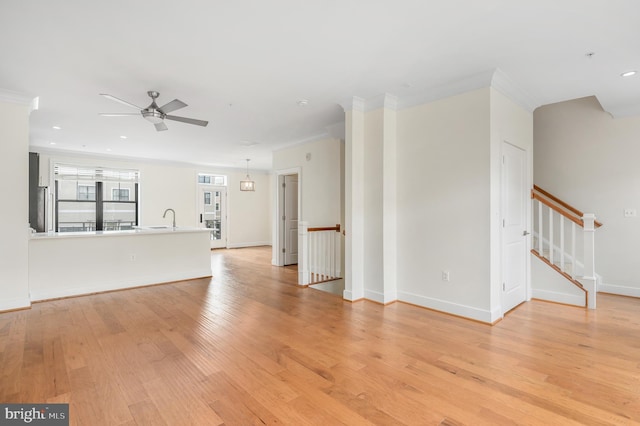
[
  {"x1": 523, "y1": 231, "x2": 530, "y2": 236},
  {"x1": 200, "y1": 214, "x2": 203, "y2": 223}
]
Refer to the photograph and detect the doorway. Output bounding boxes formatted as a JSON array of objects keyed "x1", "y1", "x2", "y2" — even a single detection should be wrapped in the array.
[
  {"x1": 198, "y1": 186, "x2": 227, "y2": 249},
  {"x1": 281, "y1": 174, "x2": 298, "y2": 265},
  {"x1": 501, "y1": 141, "x2": 529, "y2": 313}
]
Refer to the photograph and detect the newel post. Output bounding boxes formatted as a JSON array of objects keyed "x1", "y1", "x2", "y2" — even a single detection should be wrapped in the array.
[
  {"x1": 582, "y1": 213, "x2": 597, "y2": 309},
  {"x1": 298, "y1": 221, "x2": 309, "y2": 286}
]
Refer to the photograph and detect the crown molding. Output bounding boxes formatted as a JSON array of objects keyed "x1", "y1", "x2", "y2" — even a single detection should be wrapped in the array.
[
  {"x1": 397, "y1": 70, "x2": 495, "y2": 110},
  {"x1": 490, "y1": 68, "x2": 538, "y2": 113},
  {"x1": 597, "y1": 97, "x2": 640, "y2": 119},
  {"x1": 339, "y1": 96, "x2": 366, "y2": 112},
  {"x1": 0, "y1": 88, "x2": 39, "y2": 113}
]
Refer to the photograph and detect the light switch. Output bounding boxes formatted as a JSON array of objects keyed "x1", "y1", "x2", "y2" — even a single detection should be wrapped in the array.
[{"x1": 624, "y1": 209, "x2": 637, "y2": 218}]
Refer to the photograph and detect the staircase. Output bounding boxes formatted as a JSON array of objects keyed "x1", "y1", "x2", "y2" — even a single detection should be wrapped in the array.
[
  {"x1": 531, "y1": 185, "x2": 602, "y2": 309},
  {"x1": 298, "y1": 222, "x2": 342, "y2": 286}
]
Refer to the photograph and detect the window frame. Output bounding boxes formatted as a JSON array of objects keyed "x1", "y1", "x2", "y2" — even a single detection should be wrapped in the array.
[{"x1": 55, "y1": 173, "x2": 139, "y2": 232}]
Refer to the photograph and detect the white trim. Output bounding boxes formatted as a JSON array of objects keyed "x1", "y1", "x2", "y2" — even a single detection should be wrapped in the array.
[
  {"x1": 397, "y1": 69, "x2": 495, "y2": 110},
  {"x1": 532, "y1": 289, "x2": 585, "y2": 307},
  {"x1": 0, "y1": 297, "x2": 31, "y2": 312},
  {"x1": 29, "y1": 268, "x2": 213, "y2": 302},
  {"x1": 364, "y1": 289, "x2": 397, "y2": 305},
  {"x1": 340, "y1": 96, "x2": 366, "y2": 112},
  {"x1": 490, "y1": 69, "x2": 538, "y2": 113},
  {"x1": 598, "y1": 283, "x2": 640, "y2": 298},
  {"x1": 0, "y1": 88, "x2": 38, "y2": 112},
  {"x1": 398, "y1": 291, "x2": 499, "y2": 324},
  {"x1": 227, "y1": 241, "x2": 271, "y2": 249}
]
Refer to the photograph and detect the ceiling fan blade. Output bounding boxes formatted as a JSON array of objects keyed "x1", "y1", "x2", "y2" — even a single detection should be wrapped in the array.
[
  {"x1": 158, "y1": 99, "x2": 187, "y2": 114},
  {"x1": 100, "y1": 93, "x2": 143, "y2": 110},
  {"x1": 155, "y1": 122, "x2": 168, "y2": 132},
  {"x1": 99, "y1": 113, "x2": 141, "y2": 116},
  {"x1": 165, "y1": 115, "x2": 209, "y2": 127}
]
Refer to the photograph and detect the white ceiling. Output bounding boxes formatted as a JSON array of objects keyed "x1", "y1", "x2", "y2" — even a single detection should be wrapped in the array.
[{"x1": 1, "y1": 0, "x2": 639, "y2": 171}]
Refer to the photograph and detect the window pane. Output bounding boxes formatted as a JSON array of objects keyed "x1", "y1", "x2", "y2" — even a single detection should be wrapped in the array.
[
  {"x1": 104, "y1": 182, "x2": 134, "y2": 201},
  {"x1": 103, "y1": 202, "x2": 136, "y2": 230},
  {"x1": 57, "y1": 201, "x2": 96, "y2": 232}
]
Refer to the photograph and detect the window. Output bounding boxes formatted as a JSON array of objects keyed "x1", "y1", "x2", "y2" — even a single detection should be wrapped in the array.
[
  {"x1": 112, "y1": 188, "x2": 130, "y2": 201},
  {"x1": 204, "y1": 192, "x2": 211, "y2": 205},
  {"x1": 198, "y1": 173, "x2": 227, "y2": 186},
  {"x1": 77, "y1": 184, "x2": 96, "y2": 200},
  {"x1": 54, "y1": 164, "x2": 139, "y2": 232}
]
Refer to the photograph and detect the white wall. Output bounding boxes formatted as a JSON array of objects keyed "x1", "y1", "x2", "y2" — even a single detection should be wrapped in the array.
[
  {"x1": 33, "y1": 151, "x2": 272, "y2": 247},
  {"x1": 489, "y1": 88, "x2": 534, "y2": 313},
  {"x1": 534, "y1": 96, "x2": 640, "y2": 296},
  {"x1": 272, "y1": 137, "x2": 342, "y2": 227},
  {"x1": 0, "y1": 96, "x2": 31, "y2": 311},
  {"x1": 363, "y1": 109, "x2": 384, "y2": 299},
  {"x1": 396, "y1": 88, "x2": 493, "y2": 320}
]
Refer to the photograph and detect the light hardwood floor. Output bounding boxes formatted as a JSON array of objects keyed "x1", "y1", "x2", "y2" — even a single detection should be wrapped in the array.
[{"x1": 1, "y1": 246, "x2": 639, "y2": 425}]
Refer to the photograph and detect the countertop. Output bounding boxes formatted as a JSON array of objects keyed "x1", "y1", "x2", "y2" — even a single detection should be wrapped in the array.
[{"x1": 30, "y1": 226, "x2": 211, "y2": 240}]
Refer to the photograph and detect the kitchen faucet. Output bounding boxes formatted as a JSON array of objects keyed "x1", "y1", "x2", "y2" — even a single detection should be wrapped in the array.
[{"x1": 163, "y1": 208, "x2": 176, "y2": 228}]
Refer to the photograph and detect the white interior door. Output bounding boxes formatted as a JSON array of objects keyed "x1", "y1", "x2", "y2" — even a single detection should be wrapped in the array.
[
  {"x1": 283, "y1": 174, "x2": 298, "y2": 265},
  {"x1": 198, "y1": 186, "x2": 226, "y2": 249},
  {"x1": 502, "y1": 142, "x2": 528, "y2": 313}
]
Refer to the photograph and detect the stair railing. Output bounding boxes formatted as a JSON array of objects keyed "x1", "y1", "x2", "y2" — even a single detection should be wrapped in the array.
[
  {"x1": 298, "y1": 222, "x2": 342, "y2": 285},
  {"x1": 531, "y1": 185, "x2": 601, "y2": 308}
]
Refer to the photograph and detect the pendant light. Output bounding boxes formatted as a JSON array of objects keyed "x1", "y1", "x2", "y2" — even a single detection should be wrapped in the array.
[{"x1": 240, "y1": 159, "x2": 255, "y2": 191}]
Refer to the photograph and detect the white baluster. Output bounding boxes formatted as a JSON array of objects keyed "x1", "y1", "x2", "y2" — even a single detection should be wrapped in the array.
[
  {"x1": 299, "y1": 222, "x2": 309, "y2": 285},
  {"x1": 560, "y1": 216, "x2": 565, "y2": 272},
  {"x1": 538, "y1": 201, "x2": 543, "y2": 253},
  {"x1": 548, "y1": 207, "x2": 554, "y2": 264},
  {"x1": 571, "y1": 222, "x2": 576, "y2": 280},
  {"x1": 582, "y1": 214, "x2": 597, "y2": 309}
]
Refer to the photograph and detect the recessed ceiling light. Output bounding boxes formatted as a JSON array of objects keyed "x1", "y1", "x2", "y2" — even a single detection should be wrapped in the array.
[
  {"x1": 120, "y1": 135, "x2": 127, "y2": 139},
  {"x1": 106, "y1": 148, "x2": 112, "y2": 152},
  {"x1": 297, "y1": 99, "x2": 309, "y2": 107},
  {"x1": 621, "y1": 70, "x2": 637, "y2": 77},
  {"x1": 52, "y1": 125, "x2": 61, "y2": 130},
  {"x1": 49, "y1": 142, "x2": 56, "y2": 145}
]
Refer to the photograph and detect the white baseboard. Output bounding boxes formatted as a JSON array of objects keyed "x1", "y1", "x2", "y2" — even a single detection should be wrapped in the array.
[
  {"x1": 598, "y1": 283, "x2": 640, "y2": 298},
  {"x1": 343, "y1": 289, "x2": 365, "y2": 301},
  {"x1": 398, "y1": 291, "x2": 498, "y2": 324},
  {"x1": 364, "y1": 289, "x2": 397, "y2": 304},
  {"x1": 29, "y1": 268, "x2": 212, "y2": 302},
  {"x1": 226, "y1": 241, "x2": 271, "y2": 249},
  {"x1": 0, "y1": 296, "x2": 31, "y2": 312},
  {"x1": 532, "y1": 289, "x2": 585, "y2": 307}
]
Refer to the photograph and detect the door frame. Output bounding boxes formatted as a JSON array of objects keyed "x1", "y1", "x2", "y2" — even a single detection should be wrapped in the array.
[
  {"x1": 196, "y1": 184, "x2": 228, "y2": 249},
  {"x1": 500, "y1": 140, "x2": 531, "y2": 316},
  {"x1": 272, "y1": 167, "x2": 301, "y2": 266}
]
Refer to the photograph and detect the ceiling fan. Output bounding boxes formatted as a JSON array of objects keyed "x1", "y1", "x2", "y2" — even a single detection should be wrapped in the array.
[{"x1": 99, "y1": 91, "x2": 208, "y2": 131}]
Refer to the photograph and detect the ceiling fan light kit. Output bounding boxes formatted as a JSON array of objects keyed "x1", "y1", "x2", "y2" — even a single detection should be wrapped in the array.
[{"x1": 99, "y1": 90, "x2": 209, "y2": 131}]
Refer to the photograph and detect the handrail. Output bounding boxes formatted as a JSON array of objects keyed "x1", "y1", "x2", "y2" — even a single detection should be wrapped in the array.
[
  {"x1": 532, "y1": 193, "x2": 584, "y2": 227},
  {"x1": 308, "y1": 224, "x2": 341, "y2": 233},
  {"x1": 533, "y1": 185, "x2": 583, "y2": 217},
  {"x1": 532, "y1": 185, "x2": 602, "y2": 228}
]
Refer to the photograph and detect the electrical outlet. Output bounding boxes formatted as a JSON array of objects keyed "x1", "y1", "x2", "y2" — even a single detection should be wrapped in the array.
[
  {"x1": 441, "y1": 270, "x2": 450, "y2": 282},
  {"x1": 129, "y1": 254, "x2": 136, "y2": 261},
  {"x1": 624, "y1": 209, "x2": 637, "y2": 218}
]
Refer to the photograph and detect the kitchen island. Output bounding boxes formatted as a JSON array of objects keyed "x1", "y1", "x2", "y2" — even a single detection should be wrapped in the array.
[{"x1": 29, "y1": 227, "x2": 212, "y2": 301}]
